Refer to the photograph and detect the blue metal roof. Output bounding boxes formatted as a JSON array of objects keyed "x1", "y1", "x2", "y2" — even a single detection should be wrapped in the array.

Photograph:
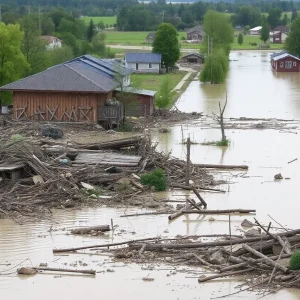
[{"x1": 125, "y1": 52, "x2": 162, "y2": 63}]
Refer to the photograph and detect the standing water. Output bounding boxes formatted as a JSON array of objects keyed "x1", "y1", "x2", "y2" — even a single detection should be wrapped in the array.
[{"x1": 2, "y1": 51, "x2": 300, "y2": 300}]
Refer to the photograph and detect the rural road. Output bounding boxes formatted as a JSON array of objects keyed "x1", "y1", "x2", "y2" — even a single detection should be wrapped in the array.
[{"x1": 108, "y1": 44, "x2": 197, "y2": 53}]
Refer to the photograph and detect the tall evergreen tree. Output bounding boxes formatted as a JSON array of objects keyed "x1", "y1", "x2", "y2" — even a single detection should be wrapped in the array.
[{"x1": 87, "y1": 19, "x2": 95, "y2": 42}]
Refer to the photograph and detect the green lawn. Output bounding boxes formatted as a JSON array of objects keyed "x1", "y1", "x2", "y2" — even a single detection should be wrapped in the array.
[
  {"x1": 105, "y1": 31, "x2": 186, "y2": 45},
  {"x1": 81, "y1": 16, "x2": 117, "y2": 26},
  {"x1": 231, "y1": 34, "x2": 284, "y2": 50},
  {"x1": 131, "y1": 71, "x2": 187, "y2": 91}
]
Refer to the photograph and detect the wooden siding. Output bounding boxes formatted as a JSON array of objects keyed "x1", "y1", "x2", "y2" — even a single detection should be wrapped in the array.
[
  {"x1": 13, "y1": 91, "x2": 108, "y2": 122},
  {"x1": 271, "y1": 57, "x2": 300, "y2": 72},
  {"x1": 126, "y1": 95, "x2": 154, "y2": 117}
]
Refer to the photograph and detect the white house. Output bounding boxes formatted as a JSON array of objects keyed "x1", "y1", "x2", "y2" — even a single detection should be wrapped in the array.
[
  {"x1": 125, "y1": 52, "x2": 162, "y2": 74},
  {"x1": 250, "y1": 26, "x2": 262, "y2": 35},
  {"x1": 40, "y1": 36, "x2": 62, "y2": 50}
]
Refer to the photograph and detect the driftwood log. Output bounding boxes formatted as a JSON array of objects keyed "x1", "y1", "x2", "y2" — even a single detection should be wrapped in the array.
[
  {"x1": 70, "y1": 225, "x2": 110, "y2": 234},
  {"x1": 193, "y1": 163, "x2": 249, "y2": 170}
]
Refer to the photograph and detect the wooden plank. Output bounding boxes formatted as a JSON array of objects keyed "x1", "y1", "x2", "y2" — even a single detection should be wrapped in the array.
[{"x1": 0, "y1": 164, "x2": 25, "y2": 171}]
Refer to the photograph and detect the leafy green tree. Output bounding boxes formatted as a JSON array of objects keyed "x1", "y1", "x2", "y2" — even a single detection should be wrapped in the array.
[
  {"x1": 59, "y1": 32, "x2": 80, "y2": 56},
  {"x1": 2, "y1": 12, "x2": 20, "y2": 25},
  {"x1": 156, "y1": 75, "x2": 174, "y2": 108},
  {"x1": 260, "y1": 21, "x2": 270, "y2": 43},
  {"x1": 237, "y1": 33, "x2": 243, "y2": 45},
  {"x1": 202, "y1": 10, "x2": 234, "y2": 57},
  {"x1": 87, "y1": 19, "x2": 95, "y2": 42},
  {"x1": 41, "y1": 17, "x2": 55, "y2": 35},
  {"x1": 281, "y1": 14, "x2": 289, "y2": 26},
  {"x1": 20, "y1": 15, "x2": 48, "y2": 75},
  {"x1": 291, "y1": 9, "x2": 298, "y2": 22},
  {"x1": 46, "y1": 46, "x2": 74, "y2": 67},
  {"x1": 285, "y1": 17, "x2": 300, "y2": 57},
  {"x1": 152, "y1": 23, "x2": 180, "y2": 73},
  {"x1": 267, "y1": 8, "x2": 282, "y2": 28},
  {"x1": 91, "y1": 32, "x2": 107, "y2": 56},
  {"x1": 58, "y1": 18, "x2": 85, "y2": 39},
  {"x1": 200, "y1": 49, "x2": 229, "y2": 84},
  {"x1": 0, "y1": 23, "x2": 29, "y2": 104},
  {"x1": 243, "y1": 25, "x2": 250, "y2": 35}
]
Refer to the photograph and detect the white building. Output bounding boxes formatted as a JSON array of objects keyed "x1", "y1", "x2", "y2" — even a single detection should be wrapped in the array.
[
  {"x1": 125, "y1": 52, "x2": 162, "y2": 74},
  {"x1": 40, "y1": 36, "x2": 62, "y2": 50},
  {"x1": 250, "y1": 26, "x2": 262, "y2": 35}
]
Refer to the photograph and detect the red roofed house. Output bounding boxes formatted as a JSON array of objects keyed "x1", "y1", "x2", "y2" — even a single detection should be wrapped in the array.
[{"x1": 271, "y1": 52, "x2": 300, "y2": 72}]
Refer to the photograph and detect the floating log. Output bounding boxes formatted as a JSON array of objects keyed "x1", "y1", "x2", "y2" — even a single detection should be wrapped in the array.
[
  {"x1": 192, "y1": 187, "x2": 207, "y2": 207},
  {"x1": 168, "y1": 204, "x2": 193, "y2": 220},
  {"x1": 128, "y1": 228, "x2": 300, "y2": 250},
  {"x1": 35, "y1": 267, "x2": 96, "y2": 275},
  {"x1": 198, "y1": 268, "x2": 253, "y2": 283},
  {"x1": 70, "y1": 225, "x2": 110, "y2": 234},
  {"x1": 194, "y1": 163, "x2": 249, "y2": 170},
  {"x1": 181, "y1": 209, "x2": 255, "y2": 214},
  {"x1": 242, "y1": 244, "x2": 289, "y2": 273},
  {"x1": 186, "y1": 198, "x2": 202, "y2": 210},
  {"x1": 171, "y1": 184, "x2": 226, "y2": 193},
  {"x1": 78, "y1": 136, "x2": 144, "y2": 150}
]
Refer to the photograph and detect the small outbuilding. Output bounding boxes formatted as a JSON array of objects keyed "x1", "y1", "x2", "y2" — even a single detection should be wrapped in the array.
[
  {"x1": 40, "y1": 36, "x2": 62, "y2": 49},
  {"x1": 115, "y1": 87, "x2": 156, "y2": 117},
  {"x1": 250, "y1": 26, "x2": 262, "y2": 35},
  {"x1": 271, "y1": 52, "x2": 300, "y2": 72},
  {"x1": 125, "y1": 52, "x2": 162, "y2": 74},
  {"x1": 145, "y1": 32, "x2": 156, "y2": 44},
  {"x1": 180, "y1": 53, "x2": 204, "y2": 64},
  {"x1": 187, "y1": 25, "x2": 204, "y2": 42},
  {"x1": 269, "y1": 31, "x2": 288, "y2": 44},
  {"x1": 0, "y1": 55, "x2": 133, "y2": 125}
]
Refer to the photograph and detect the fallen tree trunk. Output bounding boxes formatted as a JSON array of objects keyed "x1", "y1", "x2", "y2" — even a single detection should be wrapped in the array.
[
  {"x1": 181, "y1": 209, "x2": 256, "y2": 214},
  {"x1": 70, "y1": 225, "x2": 110, "y2": 234},
  {"x1": 128, "y1": 228, "x2": 300, "y2": 250},
  {"x1": 198, "y1": 268, "x2": 253, "y2": 283},
  {"x1": 168, "y1": 204, "x2": 193, "y2": 220},
  {"x1": 35, "y1": 267, "x2": 96, "y2": 275},
  {"x1": 192, "y1": 187, "x2": 207, "y2": 207},
  {"x1": 171, "y1": 184, "x2": 225, "y2": 193},
  {"x1": 194, "y1": 163, "x2": 249, "y2": 170},
  {"x1": 242, "y1": 244, "x2": 289, "y2": 273}
]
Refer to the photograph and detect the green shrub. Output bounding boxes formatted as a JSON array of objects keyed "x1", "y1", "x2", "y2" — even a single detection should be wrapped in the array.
[
  {"x1": 290, "y1": 251, "x2": 300, "y2": 270},
  {"x1": 216, "y1": 139, "x2": 230, "y2": 146},
  {"x1": 140, "y1": 168, "x2": 167, "y2": 191}
]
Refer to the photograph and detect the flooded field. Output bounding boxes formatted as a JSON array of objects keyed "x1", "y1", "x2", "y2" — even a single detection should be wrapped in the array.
[{"x1": 2, "y1": 51, "x2": 300, "y2": 299}]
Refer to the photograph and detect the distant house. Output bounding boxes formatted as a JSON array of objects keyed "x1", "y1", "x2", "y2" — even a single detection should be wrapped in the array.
[
  {"x1": 180, "y1": 53, "x2": 204, "y2": 64},
  {"x1": 125, "y1": 52, "x2": 162, "y2": 74},
  {"x1": 250, "y1": 26, "x2": 262, "y2": 35},
  {"x1": 269, "y1": 31, "x2": 288, "y2": 44},
  {"x1": 187, "y1": 25, "x2": 204, "y2": 42},
  {"x1": 40, "y1": 36, "x2": 62, "y2": 49},
  {"x1": 271, "y1": 52, "x2": 300, "y2": 72},
  {"x1": 115, "y1": 87, "x2": 156, "y2": 117},
  {"x1": 273, "y1": 25, "x2": 289, "y2": 34},
  {"x1": 0, "y1": 55, "x2": 134, "y2": 123},
  {"x1": 145, "y1": 32, "x2": 156, "y2": 44}
]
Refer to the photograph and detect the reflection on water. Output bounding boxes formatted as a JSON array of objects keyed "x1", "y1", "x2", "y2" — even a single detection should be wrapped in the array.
[
  {"x1": 176, "y1": 51, "x2": 300, "y2": 119},
  {"x1": 2, "y1": 51, "x2": 300, "y2": 300}
]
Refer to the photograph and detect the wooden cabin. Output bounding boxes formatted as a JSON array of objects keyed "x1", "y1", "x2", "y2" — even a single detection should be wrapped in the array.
[
  {"x1": 0, "y1": 55, "x2": 132, "y2": 125},
  {"x1": 271, "y1": 52, "x2": 300, "y2": 72}
]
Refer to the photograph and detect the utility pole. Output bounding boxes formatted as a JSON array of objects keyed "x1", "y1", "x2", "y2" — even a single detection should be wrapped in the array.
[
  {"x1": 207, "y1": 35, "x2": 210, "y2": 55},
  {"x1": 0, "y1": 6, "x2": 2, "y2": 23},
  {"x1": 162, "y1": 10, "x2": 164, "y2": 23},
  {"x1": 38, "y1": 5, "x2": 41, "y2": 33}
]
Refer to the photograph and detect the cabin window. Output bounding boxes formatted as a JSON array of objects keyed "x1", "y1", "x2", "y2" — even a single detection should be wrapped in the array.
[
  {"x1": 285, "y1": 61, "x2": 292, "y2": 69},
  {"x1": 136, "y1": 63, "x2": 139, "y2": 70},
  {"x1": 293, "y1": 62, "x2": 297, "y2": 66},
  {"x1": 149, "y1": 63, "x2": 152, "y2": 68},
  {"x1": 280, "y1": 62, "x2": 284, "y2": 68}
]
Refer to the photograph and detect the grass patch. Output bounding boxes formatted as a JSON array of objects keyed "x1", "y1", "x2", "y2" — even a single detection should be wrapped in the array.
[
  {"x1": 81, "y1": 16, "x2": 117, "y2": 26},
  {"x1": 140, "y1": 168, "x2": 167, "y2": 191},
  {"x1": 290, "y1": 251, "x2": 300, "y2": 270},
  {"x1": 116, "y1": 121, "x2": 134, "y2": 132},
  {"x1": 86, "y1": 188, "x2": 103, "y2": 197},
  {"x1": 231, "y1": 34, "x2": 284, "y2": 50},
  {"x1": 201, "y1": 139, "x2": 230, "y2": 146},
  {"x1": 105, "y1": 31, "x2": 186, "y2": 45},
  {"x1": 131, "y1": 71, "x2": 187, "y2": 91}
]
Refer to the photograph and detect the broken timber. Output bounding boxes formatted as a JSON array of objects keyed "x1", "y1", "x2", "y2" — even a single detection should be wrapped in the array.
[{"x1": 193, "y1": 163, "x2": 248, "y2": 170}]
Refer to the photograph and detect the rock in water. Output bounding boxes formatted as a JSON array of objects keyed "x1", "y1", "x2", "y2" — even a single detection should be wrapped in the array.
[{"x1": 274, "y1": 173, "x2": 283, "y2": 180}]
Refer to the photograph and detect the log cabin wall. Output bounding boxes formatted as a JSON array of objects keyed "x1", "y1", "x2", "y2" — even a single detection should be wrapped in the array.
[{"x1": 13, "y1": 91, "x2": 109, "y2": 122}]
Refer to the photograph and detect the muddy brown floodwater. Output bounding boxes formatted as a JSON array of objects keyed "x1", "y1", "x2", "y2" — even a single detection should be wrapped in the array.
[{"x1": 2, "y1": 51, "x2": 300, "y2": 300}]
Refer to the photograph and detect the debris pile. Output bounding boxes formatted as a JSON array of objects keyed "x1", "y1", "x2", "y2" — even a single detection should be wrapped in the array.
[{"x1": 0, "y1": 134, "x2": 215, "y2": 221}]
